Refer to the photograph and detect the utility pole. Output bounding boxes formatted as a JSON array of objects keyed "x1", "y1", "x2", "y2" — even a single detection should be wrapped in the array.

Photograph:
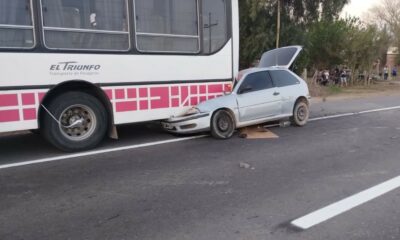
[{"x1": 276, "y1": 0, "x2": 281, "y2": 48}]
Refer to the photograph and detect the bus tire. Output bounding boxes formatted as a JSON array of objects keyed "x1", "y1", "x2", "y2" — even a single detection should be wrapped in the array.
[
  {"x1": 211, "y1": 110, "x2": 235, "y2": 139},
  {"x1": 41, "y1": 91, "x2": 108, "y2": 152}
]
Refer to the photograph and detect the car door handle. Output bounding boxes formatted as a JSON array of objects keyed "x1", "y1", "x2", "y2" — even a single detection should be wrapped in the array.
[{"x1": 273, "y1": 92, "x2": 280, "y2": 96}]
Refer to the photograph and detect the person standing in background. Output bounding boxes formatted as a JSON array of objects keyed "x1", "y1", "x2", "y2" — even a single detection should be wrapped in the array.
[
  {"x1": 384, "y1": 66, "x2": 389, "y2": 80},
  {"x1": 340, "y1": 69, "x2": 347, "y2": 87}
]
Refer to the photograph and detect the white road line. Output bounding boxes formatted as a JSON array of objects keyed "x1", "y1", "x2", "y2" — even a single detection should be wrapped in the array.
[
  {"x1": 309, "y1": 105, "x2": 400, "y2": 122},
  {"x1": 291, "y1": 175, "x2": 400, "y2": 230},
  {"x1": 358, "y1": 106, "x2": 400, "y2": 114},
  {"x1": 0, "y1": 135, "x2": 206, "y2": 170},
  {"x1": 309, "y1": 112, "x2": 356, "y2": 121}
]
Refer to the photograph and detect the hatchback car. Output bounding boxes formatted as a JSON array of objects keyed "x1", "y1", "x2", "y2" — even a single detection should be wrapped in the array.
[{"x1": 162, "y1": 46, "x2": 310, "y2": 139}]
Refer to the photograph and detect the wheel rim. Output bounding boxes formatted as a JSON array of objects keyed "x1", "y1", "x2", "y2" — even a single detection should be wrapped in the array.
[
  {"x1": 217, "y1": 114, "x2": 231, "y2": 132},
  {"x1": 297, "y1": 105, "x2": 307, "y2": 122},
  {"x1": 59, "y1": 104, "x2": 97, "y2": 141}
]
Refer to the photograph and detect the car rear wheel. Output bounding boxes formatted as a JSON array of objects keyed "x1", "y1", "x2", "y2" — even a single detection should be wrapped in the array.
[
  {"x1": 211, "y1": 110, "x2": 235, "y2": 139},
  {"x1": 291, "y1": 100, "x2": 309, "y2": 127},
  {"x1": 41, "y1": 91, "x2": 108, "y2": 152}
]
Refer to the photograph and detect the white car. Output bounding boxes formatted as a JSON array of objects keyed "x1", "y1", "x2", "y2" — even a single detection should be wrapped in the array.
[{"x1": 162, "y1": 46, "x2": 311, "y2": 139}]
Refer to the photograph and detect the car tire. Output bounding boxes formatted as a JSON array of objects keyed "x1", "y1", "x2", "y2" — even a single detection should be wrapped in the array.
[
  {"x1": 41, "y1": 91, "x2": 108, "y2": 152},
  {"x1": 211, "y1": 110, "x2": 235, "y2": 139},
  {"x1": 290, "y1": 100, "x2": 309, "y2": 127}
]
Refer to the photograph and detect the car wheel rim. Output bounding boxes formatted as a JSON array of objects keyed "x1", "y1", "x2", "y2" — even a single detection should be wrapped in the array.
[
  {"x1": 59, "y1": 104, "x2": 97, "y2": 141},
  {"x1": 217, "y1": 115, "x2": 230, "y2": 132},
  {"x1": 297, "y1": 105, "x2": 307, "y2": 121}
]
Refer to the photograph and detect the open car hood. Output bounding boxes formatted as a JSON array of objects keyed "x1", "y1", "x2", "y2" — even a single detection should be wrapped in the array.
[{"x1": 258, "y1": 46, "x2": 302, "y2": 69}]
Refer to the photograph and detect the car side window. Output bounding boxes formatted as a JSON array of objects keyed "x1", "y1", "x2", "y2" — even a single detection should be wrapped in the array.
[
  {"x1": 269, "y1": 70, "x2": 300, "y2": 87},
  {"x1": 238, "y1": 71, "x2": 274, "y2": 94}
]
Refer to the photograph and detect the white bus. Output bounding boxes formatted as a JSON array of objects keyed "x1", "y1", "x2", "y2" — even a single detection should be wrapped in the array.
[{"x1": 0, "y1": 0, "x2": 239, "y2": 151}]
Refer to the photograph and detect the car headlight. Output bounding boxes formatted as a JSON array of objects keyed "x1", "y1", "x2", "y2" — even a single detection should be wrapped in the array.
[{"x1": 185, "y1": 107, "x2": 201, "y2": 116}]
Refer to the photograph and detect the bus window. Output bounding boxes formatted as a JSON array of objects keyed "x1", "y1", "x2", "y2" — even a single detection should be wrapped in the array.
[
  {"x1": 134, "y1": 0, "x2": 200, "y2": 53},
  {"x1": 0, "y1": 0, "x2": 35, "y2": 49},
  {"x1": 202, "y1": 0, "x2": 228, "y2": 54},
  {"x1": 40, "y1": 0, "x2": 130, "y2": 51}
]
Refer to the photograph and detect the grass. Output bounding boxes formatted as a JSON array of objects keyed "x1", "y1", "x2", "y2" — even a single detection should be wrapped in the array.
[{"x1": 327, "y1": 85, "x2": 343, "y2": 94}]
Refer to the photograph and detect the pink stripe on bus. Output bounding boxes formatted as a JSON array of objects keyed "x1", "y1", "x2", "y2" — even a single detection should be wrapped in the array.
[
  {"x1": 150, "y1": 87, "x2": 169, "y2": 109},
  {"x1": 115, "y1": 89, "x2": 125, "y2": 99},
  {"x1": 127, "y1": 88, "x2": 137, "y2": 99},
  {"x1": 190, "y1": 85, "x2": 198, "y2": 94},
  {"x1": 0, "y1": 94, "x2": 18, "y2": 107},
  {"x1": 23, "y1": 108, "x2": 37, "y2": 120},
  {"x1": 208, "y1": 84, "x2": 223, "y2": 93},
  {"x1": 140, "y1": 100, "x2": 148, "y2": 110},
  {"x1": 38, "y1": 93, "x2": 46, "y2": 102},
  {"x1": 0, "y1": 110, "x2": 20, "y2": 122},
  {"x1": 191, "y1": 97, "x2": 199, "y2": 106},
  {"x1": 116, "y1": 101, "x2": 137, "y2": 112},
  {"x1": 172, "y1": 98, "x2": 180, "y2": 107},
  {"x1": 200, "y1": 85, "x2": 207, "y2": 94},
  {"x1": 22, "y1": 93, "x2": 35, "y2": 105},
  {"x1": 171, "y1": 87, "x2": 179, "y2": 96},
  {"x1": 139, "y1": 88, "x2": 148, "y2": 98},
  {"x1": 180, "y1": 86, "x2": 189, "y2": 106}
]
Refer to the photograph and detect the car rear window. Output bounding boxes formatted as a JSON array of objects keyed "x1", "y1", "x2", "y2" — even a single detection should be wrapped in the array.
[{"x1": 269, "y1": 70, "x2": 300, "y2": 87}]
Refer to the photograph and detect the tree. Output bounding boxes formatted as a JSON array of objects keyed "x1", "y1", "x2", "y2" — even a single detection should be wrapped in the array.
[
  {"x1": 367, "y1": 0, "x2": 400, "y2": 64},
  {"x1": 304, "y1": 19, "x2": 349, "y2": 70},
  {"x1": 239, "y1": 0, "x2": 349, "y2": 68}
]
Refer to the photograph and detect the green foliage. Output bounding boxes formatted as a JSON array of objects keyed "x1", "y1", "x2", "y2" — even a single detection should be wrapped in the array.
[
  {"x1": 328, "y1": 85, "x2": 343, "y2": 94},
  {"x1": 239, "y1": 0, "x2": 350, "y2": 68},
  {"x1": 239, "y1": 0, "x2": 392, "y2": 86},
  {"x1": 304, "y1": 19, "x2": 350, "y2": 69}
]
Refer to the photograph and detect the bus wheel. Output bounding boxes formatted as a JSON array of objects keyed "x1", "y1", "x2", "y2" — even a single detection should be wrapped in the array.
[
  {"x1": 41, "y1": 91, "x2": 108, "y2": 152},
  {"x1": 211, "y1": 110, "x2": 235, "y2": 139}
]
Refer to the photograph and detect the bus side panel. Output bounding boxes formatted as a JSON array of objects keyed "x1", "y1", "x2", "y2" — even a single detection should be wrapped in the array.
[
  {"x1": 0, "y1": 90, "x2": 48, "y2": 133},
  {"x1": 104, "y1": 82, "x2": 232, "y2": 125},
  {"x1": 0, "y1": 41, "x2": 233, "y2": 132}
]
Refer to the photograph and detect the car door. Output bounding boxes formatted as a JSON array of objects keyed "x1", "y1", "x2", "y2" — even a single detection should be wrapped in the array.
[
  {"x1": 269, "y1": 69, "x2": 302, "y2": 115},
  {"x1": 236, "y1": 71, "x2": 281, "y2": 122}
]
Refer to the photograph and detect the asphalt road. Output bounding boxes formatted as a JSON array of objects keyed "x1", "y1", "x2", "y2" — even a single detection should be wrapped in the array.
[{"x1": 1, "y1": 94, "x2": 400, "y2": 240}]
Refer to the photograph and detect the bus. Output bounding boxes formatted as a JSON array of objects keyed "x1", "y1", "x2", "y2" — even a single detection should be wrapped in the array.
[{"x1": 0, "y1": 0, "x2": 239, "y2": 151}]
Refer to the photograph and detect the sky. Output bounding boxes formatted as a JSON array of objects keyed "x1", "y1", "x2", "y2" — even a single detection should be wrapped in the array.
[{"x1": 341, "y1": 0, "x2": 378, "y2": 18}]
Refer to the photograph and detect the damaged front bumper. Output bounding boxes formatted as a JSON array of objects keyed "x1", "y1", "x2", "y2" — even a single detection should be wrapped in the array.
[{"x1": 162, "y1": 112, "x2": 211, "y2": 134}]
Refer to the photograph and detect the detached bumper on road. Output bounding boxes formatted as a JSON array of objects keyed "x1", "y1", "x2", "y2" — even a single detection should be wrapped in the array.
[{"x1": 162, "y1": 113, "x2": 211, "y2": 134}]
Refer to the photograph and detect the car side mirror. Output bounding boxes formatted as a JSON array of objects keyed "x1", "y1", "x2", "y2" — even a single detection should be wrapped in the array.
[{"x1": 238, "y1": 86, "x2": 252, "y2": 94}]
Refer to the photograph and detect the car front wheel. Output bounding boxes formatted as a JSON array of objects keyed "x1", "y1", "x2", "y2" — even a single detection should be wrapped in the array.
[
  {"x1": 291, "y1": 100, "x2": 309, "y2": 127},
  {"x1": 211, "y1": 110, "x2": 235, "y2": 139}
]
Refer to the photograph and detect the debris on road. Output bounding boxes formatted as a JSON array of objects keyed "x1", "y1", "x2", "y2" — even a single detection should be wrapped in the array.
[
  {"x1": 239, "y1": 162, "x2": 251, "y2": 169},
  {"x1": 239, "y1": 162, "x2": 255, "y2": 170},
  {"x1": 239, "y1": 125, "x2": 279, "y2": 139},
  {"x1": 279, "y1": 121, "x2": 291, "y2": 128}
]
